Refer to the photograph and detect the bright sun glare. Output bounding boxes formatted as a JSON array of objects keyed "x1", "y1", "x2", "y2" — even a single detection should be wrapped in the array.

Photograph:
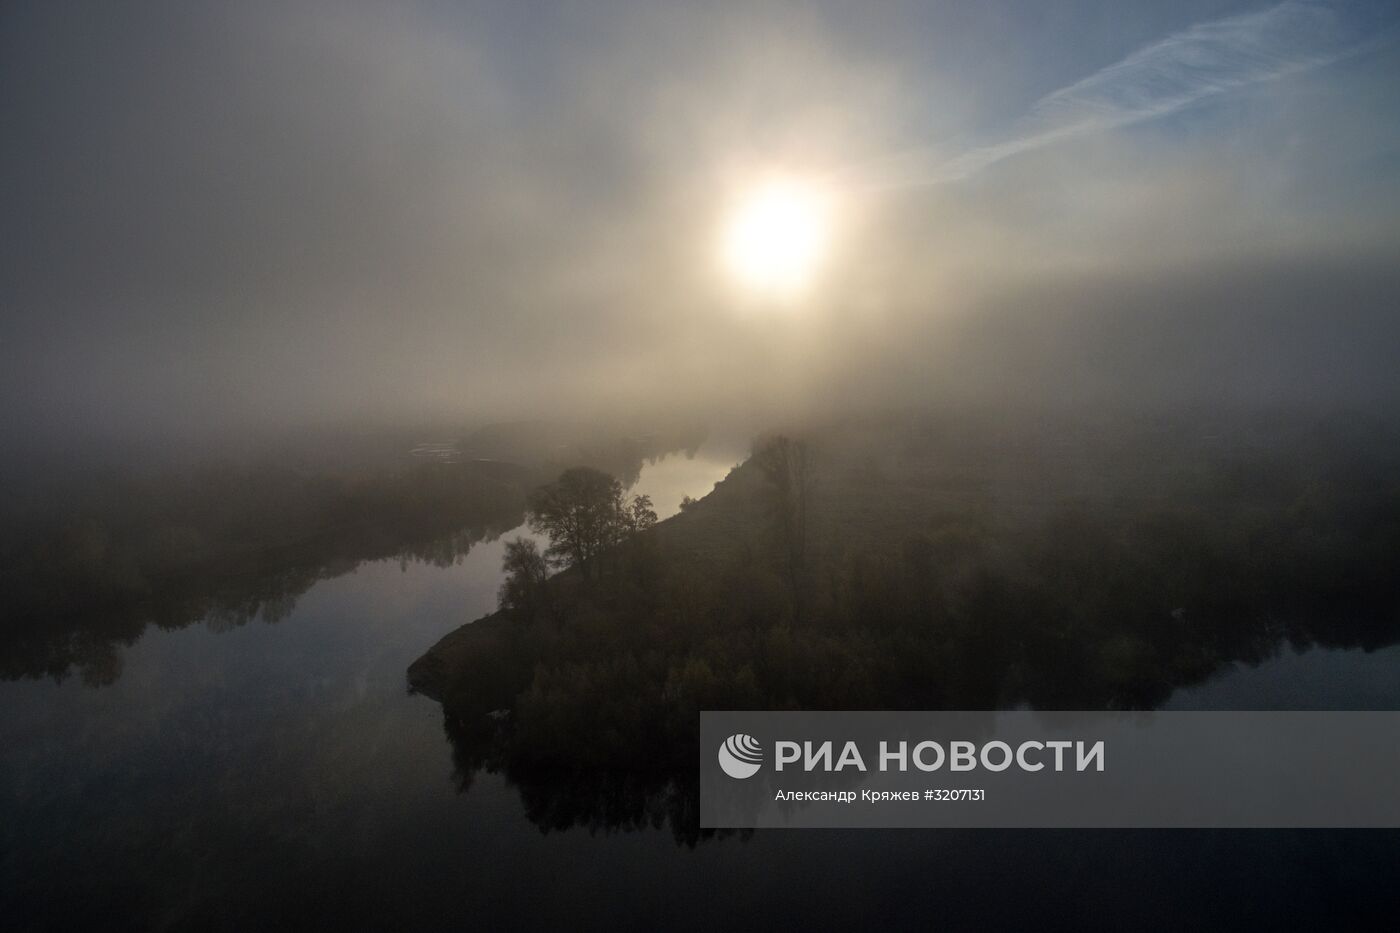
[{"x1": 720, "y1": 175, "x2": 834, "y2": 300}]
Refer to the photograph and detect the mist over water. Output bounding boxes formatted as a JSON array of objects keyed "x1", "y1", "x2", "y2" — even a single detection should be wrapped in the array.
[
  {"x1": 3, "y1": 441, "x2": 1396, "y2": 929},
  {"x1": 5, "y1": 1, "x2": 1400, "y2": 929},
  {"x1": 0, "y1": 448, "x2": 739, "y2": 928}
]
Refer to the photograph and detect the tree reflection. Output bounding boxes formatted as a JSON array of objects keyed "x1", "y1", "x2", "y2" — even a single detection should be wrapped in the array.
[
  {"x1": 2, "y1": 423, "x2": 709, "y2": 687},
  {"x1": 425, "y1": 413, "x2": 1400, "y2": 845},
  {"x1": 443, "y1": 711, "x2": 746, "y2": 847},
  {"x1": 2, "y1": 502, "x2": 520, "y2": 685}
]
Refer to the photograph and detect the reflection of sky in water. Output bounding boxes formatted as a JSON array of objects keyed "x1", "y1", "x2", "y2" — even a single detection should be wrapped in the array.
[
  {"x1": 1165, "y1": 644, "x2": 1400, "y2": 711},
  {"x1": 628, "y1": 445, "x2": 743, "y2": 519},
  {"x1": 0, "y1": 448, "x2": 744, "y2": 926},
  {"x1": 474, "y1": 443, "x2": 745, "y2": 558},
  {"x1": 3, "y1": 444, "x2": 1399, "y2": 927}
]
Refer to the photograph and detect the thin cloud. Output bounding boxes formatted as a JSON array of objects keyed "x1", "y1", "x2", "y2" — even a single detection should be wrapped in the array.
[{"x1": 869, "y1": 1, "x2": 1372, "y2": 188}]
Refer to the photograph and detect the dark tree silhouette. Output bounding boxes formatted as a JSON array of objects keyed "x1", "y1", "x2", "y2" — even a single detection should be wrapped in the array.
[
  {"x1": 526, "y1": 467, "x2": 653, "y2": 580},
  {"x1": 754, "y1": 435, "x2": 809, "y2": 621},
  {"x1": 623, "y1": 493, "x2": 658, "y2": 535},
  {"x1": 498, "y1": 536, "x2": 550, "y2": 620}
]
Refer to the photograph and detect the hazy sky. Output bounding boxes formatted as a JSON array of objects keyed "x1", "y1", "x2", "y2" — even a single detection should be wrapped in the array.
[{"x1": 3, "y1": 1, "x2": 1399, "y2": 446}]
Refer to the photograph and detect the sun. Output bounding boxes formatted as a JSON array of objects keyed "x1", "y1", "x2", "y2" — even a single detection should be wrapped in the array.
[{"x1": 720, "y1": 175, "x2": 834, "y2": 300}]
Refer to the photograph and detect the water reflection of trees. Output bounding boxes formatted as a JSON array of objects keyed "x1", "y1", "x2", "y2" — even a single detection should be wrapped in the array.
[
  {"x1": 2, "y1": 422, "x2": 709, "y2": 687},
  {"x1": 0, "y1": 463, "x2": 528, "y2": 685},
  {"x1": 443, "y1": 713, "x2": 745, "y2": 847},
  {"x1": 427, "y1": 414, "x2": 1400, "y2": 844}
]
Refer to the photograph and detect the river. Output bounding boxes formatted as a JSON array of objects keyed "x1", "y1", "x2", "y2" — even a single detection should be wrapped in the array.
[{"x1": 2, "y1": 444, "x2": 1397, "y2": 930}]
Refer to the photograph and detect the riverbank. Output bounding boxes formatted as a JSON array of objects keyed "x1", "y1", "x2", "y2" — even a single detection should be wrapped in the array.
[{"x1": 407, "y1": 412, "x2": 1400, "y2": 787}]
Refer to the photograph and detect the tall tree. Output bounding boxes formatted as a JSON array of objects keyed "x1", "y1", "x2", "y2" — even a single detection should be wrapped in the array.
[
  {"x1": 497, "y1": 536, "x2": 550, "y2": 620},
  {"x1": 754, "y1": 435, "x2": 809, "y2": 621},
  {"x1": 526, "y1": 467, "x2": 653, "y2": 580}
]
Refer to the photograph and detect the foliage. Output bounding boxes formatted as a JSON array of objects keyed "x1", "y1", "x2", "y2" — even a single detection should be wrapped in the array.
[
  {"x1": 752, "y1": 434, "x2": 809, "y2": 620},
  {"x1": 433, "y1": 415, "x2": 1400, "y2": 807},
  {"x1": 0, "y1": 461, "x2": 530, "y2": 684},
  {"x1": 526, "y1": 467, "x2": 656, "y2": 580},
  {"x1": 497, "y1": 537, "x2": 551, "y2": 621}
]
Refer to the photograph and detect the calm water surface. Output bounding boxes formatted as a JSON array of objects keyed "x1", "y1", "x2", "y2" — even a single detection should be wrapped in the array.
[{"x1": 3, "y1": 446, "x2": 1398, "y2": 930}]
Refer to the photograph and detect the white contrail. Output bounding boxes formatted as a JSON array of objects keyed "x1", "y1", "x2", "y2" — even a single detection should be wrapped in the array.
[{"x1": 859, "y1": 1, "x2": 1373, "y2": 190}]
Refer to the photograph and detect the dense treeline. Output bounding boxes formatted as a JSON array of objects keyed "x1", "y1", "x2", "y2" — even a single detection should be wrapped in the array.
[
  {"x1": 419, "y1": 413, "x2": 1400, "y2": 838},
  {"x1": 0, "y1": 461, "x2": 528, "y2": 684},
  {"x1": 1, "y1": 420, "x2": 708, "y2": 686}
]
